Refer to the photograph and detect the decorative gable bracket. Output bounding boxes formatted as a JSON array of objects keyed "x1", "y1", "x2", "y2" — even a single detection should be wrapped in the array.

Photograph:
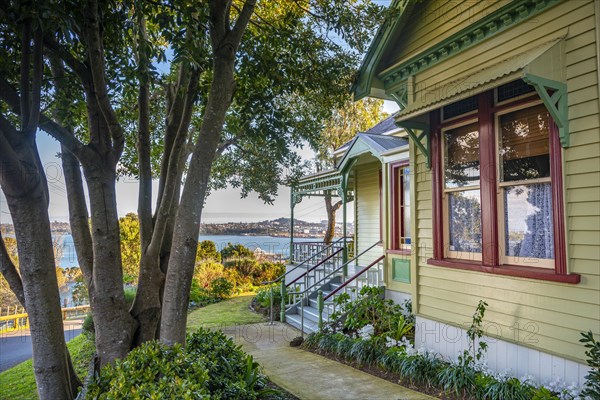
[
  {"x1": 396, "y1": 121, "x2": 430, "y2": 169},
  {"x1": 523, "y1": 73, "x2": 569, "y2": 148}
]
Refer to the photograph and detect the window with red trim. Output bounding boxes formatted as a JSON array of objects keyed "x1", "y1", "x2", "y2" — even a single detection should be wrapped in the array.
[
  {"x1": 390, "y1": 162, "x2": 411, "y2": 251},
  {"x1": 428, "y1": 80, "x2": 578, "y2": 283}
]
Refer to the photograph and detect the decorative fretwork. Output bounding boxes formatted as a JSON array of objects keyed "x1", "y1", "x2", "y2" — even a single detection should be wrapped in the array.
[
  {"x1": 523, "y1": 73, "x2": 569, "y2": 148},
  {"x1": 397, "y1": 121, "x2": 430, "y2": 169},
  {"x1": 379, "y1": 0, "x2": 561, "y2": 94}
]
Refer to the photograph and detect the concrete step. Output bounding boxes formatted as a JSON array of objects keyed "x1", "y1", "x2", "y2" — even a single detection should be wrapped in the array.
[{"x1": 285, "y1": 312, "x2": 318, "y2": 334}]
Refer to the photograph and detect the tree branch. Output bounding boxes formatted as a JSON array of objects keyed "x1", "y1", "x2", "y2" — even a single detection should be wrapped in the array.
[
  {"x1": 43, "y1": 36, "x2": 91, "y2": 86},
  {"x1": 0, "y1": 232, "x2": 26, "y2": 307},
  {"x1": 0, "y1": 76, "x2": 87, "y2": 158},
  {"x1": 229, "y1": 0, "x2": 257, "y2": 50},
  {"x1": 19, "y1": 20, "x2": 31, "y2": 132},
  {"x1": 24, "y1": 28, "x2": 44, "y2": 138},
  {"x1": 83, "y1": 0, "x2": 124, "y2": 158}
]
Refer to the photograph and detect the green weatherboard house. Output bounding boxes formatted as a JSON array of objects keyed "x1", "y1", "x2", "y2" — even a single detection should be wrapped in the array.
[{"x1": 289, "y1": 0, "x2": 600, "y2": 387}]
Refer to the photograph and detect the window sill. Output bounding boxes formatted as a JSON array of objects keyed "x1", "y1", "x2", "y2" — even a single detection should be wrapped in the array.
[
  {"x1": 387, "y1": 249, "x2": 412, "y2": 256},
  {"x1": 426, "y1": 259, "x2": 581, "y2": 284}
]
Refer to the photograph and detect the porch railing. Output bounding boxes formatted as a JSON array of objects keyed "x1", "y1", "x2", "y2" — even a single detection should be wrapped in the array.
[
  {"x1": 262, "y1": 237, "x2": 350, "y2": 323},
  {"x1": 316, "y1": 255, "x2": 385, "y2": 331},
  {"x1": 286, "y1": 240, "x2": 382, "y2": 337}
]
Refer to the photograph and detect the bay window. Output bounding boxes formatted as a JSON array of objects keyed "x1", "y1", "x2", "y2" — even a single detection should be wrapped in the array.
[{"x1": 428, "y1": 80, "x2": 578, "y2": 283}]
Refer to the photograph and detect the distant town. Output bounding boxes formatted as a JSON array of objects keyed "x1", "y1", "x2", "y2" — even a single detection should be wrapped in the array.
[
  {"x1": 200, "y1": 217, "x2": 354, "y2": 238},
  {"x1": 1, "y1": 218, "x2": 354, "y2": 239}
]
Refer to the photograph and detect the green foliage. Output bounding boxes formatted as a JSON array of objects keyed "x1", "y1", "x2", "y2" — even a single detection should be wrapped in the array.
[
  {"x1": 87, "y1": 328, "x2": 274, "y2": 400},
  {"x1": 86, "y1": 341, "x2": 210, "y2": 399},
  {"x1": 196, "y1": 240, "x2": 221, "y2": 263},
  {"x1": 531, "y1": 387, "x2": 561, "y2": 400},
  {"x1": 221, "y1": 243, "x2": 254, "y2": 261},
  {"x1": 255, "y1": 284, "x2": 281, "y2": 308},
  {"x1": 186, "y1": 328, "x2": 272, "y2": 399},
  {"x1": 119, "y1": 213, "x2": 141, "y2": 284},
  {"x1": 210, "y1": 277, "x2": 234, "y2": 299},
  {"x1": 580, "y1": 330, "x2": 600, "y2": 398},
  {"x1": 477, "y1": 375, "x2": 535, "y2": 400},
  {"x1": 329, "y1": 286, "x2": 414, "y2": 339},
  {"x1": 398, "y1": 353, "x2": 444, "y2": 389}
]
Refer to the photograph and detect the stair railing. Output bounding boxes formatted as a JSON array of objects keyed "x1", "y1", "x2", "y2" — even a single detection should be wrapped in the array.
[
  {"x1": 317, "y1": 255, "x2": 385, "y2": 331},
  {"x1": 286, "y1": 240, "x2": 382, "y2": 337},
  {"x1": 261, "y1": 236, "x2": 350, "y2": 324}
]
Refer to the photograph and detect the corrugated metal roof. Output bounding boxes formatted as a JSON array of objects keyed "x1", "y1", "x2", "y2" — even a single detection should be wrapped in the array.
[
  {"x1": 360, "y1": 133, "x2": 407, "y2": 152},
  {"x1": 364, "y1": 116, "x2": 398, "y2": 135},
  {"x1": 396, "y1": 38, "x2": 563, "y2": 122}
]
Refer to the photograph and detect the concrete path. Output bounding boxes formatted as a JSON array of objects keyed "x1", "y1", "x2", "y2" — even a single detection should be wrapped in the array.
[
  {"x1": 224, "y1": 323, "x2": 435, "y2": 400},
  {"x1": 0, "y1": 319, "x2": 83, "y2": 372}
]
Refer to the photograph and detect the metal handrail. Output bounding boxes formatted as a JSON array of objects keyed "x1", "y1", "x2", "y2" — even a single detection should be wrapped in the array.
[
  {"x1": 323, "y1": 255, "x2": 385, "y2": 301},
  {"x1": 289, "y1": 240, "x2": 382, "y2": 298},
  {"x1": 287, "y1": 240, "x2": 383, "y2": 337},
  {"x1": 261, "y1": 236, "x2": 349, "y2": 286},
  {"x1": 286, "y1": 247, "x2": 343, "y2": 288},
  {"x1": 262, "y1": 236, "x2": 352, "y2": 325}
]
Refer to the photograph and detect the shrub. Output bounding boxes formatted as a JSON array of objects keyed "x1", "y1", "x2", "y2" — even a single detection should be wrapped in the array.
[
  {"x1": 255, "y1": 284, "x2": 281, "y2": 308},
  {"x1": 210, "y1": 277, "x2": 234, "y2": 299},
  {"x1": 87, "y1": 328, "x2": 275, "y2": 400},
  {"x1": 329, "y1": 286, "x2": 414, "y2": 339},
  {"x1": 86, "y1": 341, "x2": 210, "y2": 399},
  {"x1": 194, "y1": 261, "x2": 226, "y2": 290},
  {"x1": 186, "y1": 328, "x2": 273, "y2": 399},
  {"x1": 580, "y1": 330, "x2": 600, "y2": 399}
]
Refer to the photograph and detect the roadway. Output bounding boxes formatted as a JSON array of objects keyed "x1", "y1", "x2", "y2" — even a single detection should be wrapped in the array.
[{"x1": 0, "y1": 319, "x2": 83, "y2": 372}]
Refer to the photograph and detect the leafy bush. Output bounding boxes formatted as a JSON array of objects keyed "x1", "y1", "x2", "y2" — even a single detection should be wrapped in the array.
[
  {"x1": 255, "y1": 284, "x2": 281, "y2": 308},
  {"x1": 87, "y1": 328, "x2": 275, "y2": 400},
  {"x1": 221, "y1": 243, "x2": 254, "y2": 260},
  {"x1": 210, "y1": 277, "x2": 234, "y2": 299},
  {"x1": 329, "y1": 286, "x2": 414, "y2": 339},
  {"x1": 580, "y1": 330, "x2": 600, "y2": 399},
  {"x1": 196, "y1": 240, "x2": 221, "y2": 263},
  {"x1": 86, "y1": 341, "x2": 210, "y2": 399}
]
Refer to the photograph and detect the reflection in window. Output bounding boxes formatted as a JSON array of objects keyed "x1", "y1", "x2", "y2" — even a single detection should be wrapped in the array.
[
  {"x1": 504, "y1": 183, "x2": 554, "y2": 260},
  {"x1": 445, "y1": 123, "x2": 480, "y2": 188},
  {"x1": 500, "y1": 104, "x2": 550, "y2": 182},
  {"x1": 448, "y1": 190, "x2": 481, "y2": 253}
]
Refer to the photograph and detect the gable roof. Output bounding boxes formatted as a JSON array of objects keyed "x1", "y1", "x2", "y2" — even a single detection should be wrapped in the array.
[
  {"x1": 336, "y1": 133, "x2": 407, "y2": 172},
  {"x1": 351, "y1": 0, "x2": 415, "y2": 101}
]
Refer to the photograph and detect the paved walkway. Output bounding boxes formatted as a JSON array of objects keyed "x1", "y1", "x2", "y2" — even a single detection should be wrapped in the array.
[{"x1": 224, "y1": 323, "x2": 435, "y2": 400}]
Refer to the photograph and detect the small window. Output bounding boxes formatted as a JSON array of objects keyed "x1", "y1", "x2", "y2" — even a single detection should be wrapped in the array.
[
  {"x1": 442, "y1": 96, "x2": 478, "y2": 120},
  {"x1": 497, "y1": 79, "x2": 536, "y2": 103}
]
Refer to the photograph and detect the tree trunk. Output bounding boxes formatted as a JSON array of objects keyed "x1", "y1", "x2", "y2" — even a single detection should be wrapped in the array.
[
  {"x1": 83, "y1": 162, "x2": 137, "y2": 365},
  {"x1": 3, "y1": 179, "x2": 76, "y2": 399},
  {"x1": 323, "y1": 194, "x2": 342, "y2": 244},
  {"x1": 160, "y1": 59, "x2": 235, "y2": 345}
]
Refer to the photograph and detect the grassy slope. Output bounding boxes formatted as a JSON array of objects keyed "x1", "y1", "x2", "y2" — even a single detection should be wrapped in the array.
[
  {"x1": 0, "y1": 333, "x2": 95, "y2": 400},
  {"x1": 0, "y1": 294, "x2": 264, "y2": 399},
  {"x1": 187, "y1": 293, "x2": 265, "y2": 330}
]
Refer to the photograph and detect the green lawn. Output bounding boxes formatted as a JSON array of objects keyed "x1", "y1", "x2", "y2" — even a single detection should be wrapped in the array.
[
  {"x1": 0, "y1": 294, "x2": 263, "y2": 399},
  {"x1": 0, "y1": 333, "x2": 95, "y2": 400},
  {"x1": 187, "y1": 293, "x2": 266, "y2": 330}
]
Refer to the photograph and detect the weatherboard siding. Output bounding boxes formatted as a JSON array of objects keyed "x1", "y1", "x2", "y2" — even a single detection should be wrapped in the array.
[
  {"x1": 354, "y1": 162, "x2": 383, "y2": 266},
  {"x1": 379, "y1": 0, "x2": 508, "y2": 74},
  {"x1": 400, "y1": 0, "x2": 600, "y2": 364}
]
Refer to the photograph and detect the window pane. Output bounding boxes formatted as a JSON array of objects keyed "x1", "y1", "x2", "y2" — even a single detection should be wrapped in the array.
[
  {"x1": 448, "y1": 190, "x2": 481, "y2": 253},
  {"x1": 500, "y1": 104, "x2": 550, "y2": 182},
  {"x1": 402, "y1": 168, "x2": 411, "y2": 244},
  {"x1": 444, "y1": 123, "x2": 480, "y2": 188},
  {"x1": 504, "y1": 183, "x2": 554, "y2": 260}
]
